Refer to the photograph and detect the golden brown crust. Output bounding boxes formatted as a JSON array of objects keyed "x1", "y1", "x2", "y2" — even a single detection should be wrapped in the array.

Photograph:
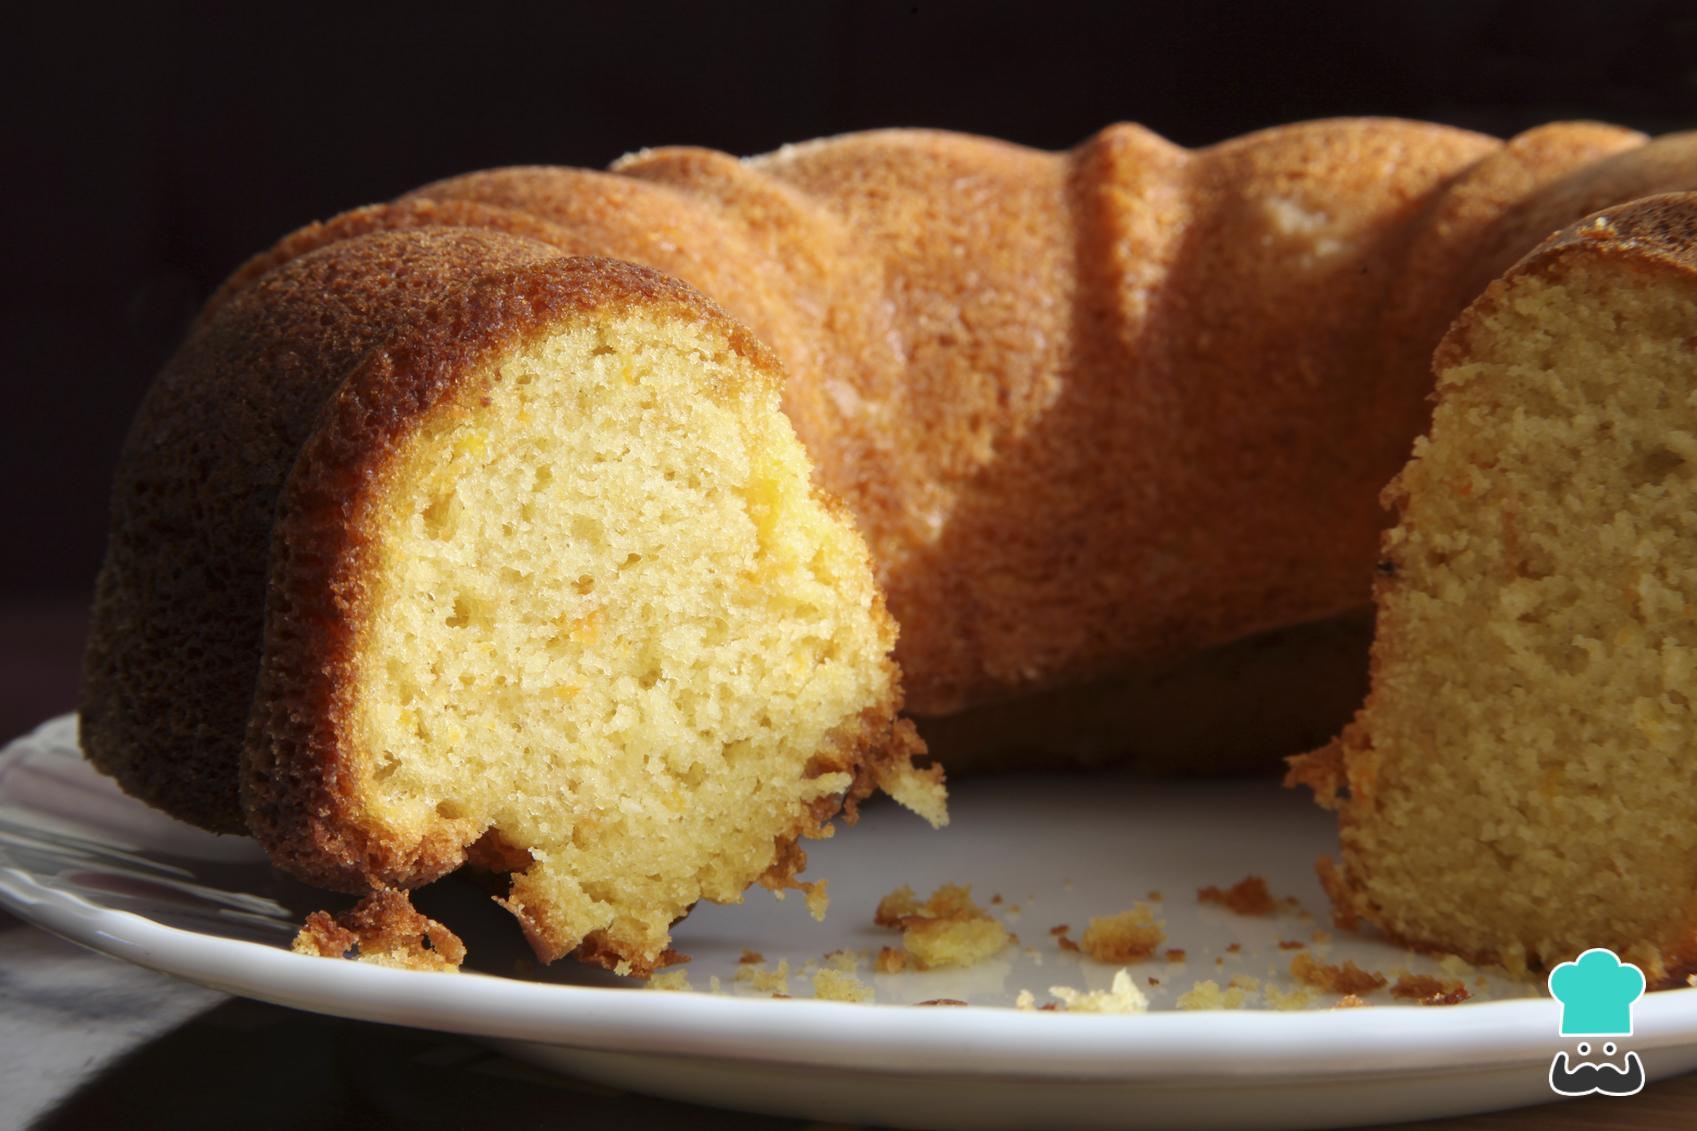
[
  {"x1": 200, "y1": 199, "x2": 590, "y2": 323},
  {"x1": 81, "y1": 228, "x2": 563, "y2": 832},
  {"x1": 1436, "y1": 191, "x2": 1697, "y2": 377}
]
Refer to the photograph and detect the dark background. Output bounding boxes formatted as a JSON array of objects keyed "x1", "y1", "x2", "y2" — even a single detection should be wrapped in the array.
[{"x1": 5, "y1": 0, "x2": 1697, "y2": 734}]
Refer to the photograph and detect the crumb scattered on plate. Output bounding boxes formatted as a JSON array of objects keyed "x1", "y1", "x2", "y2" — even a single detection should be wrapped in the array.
[
  {"x1": 823, "y1": 948, "x2": 862, "y2": 973},
  {"x1": 1049, "y1": 969, "x2": 1150, "y2": 1014},
  {"x1": 1263, "y1": 984, "x2": 1316, "y2": 1010},
  {"x1": 1389, "y1": 973, "x2": 1471, "y2": 1005},
  {"x1": 648, "y1": 969, "x2": 693, "y2": 992},
  {"x1": 1290, "y1": 952, "x2": 1387, "y2": 995},
  {"x1": 734, "y1": 957, "x2": 791, "y2": 994},
  {"x1": 293, "y1": 890, "x2": 466, "y2": 972},
  {"x1": 812, "y1": 968, "x2": 874, "y2": 1003},
  {"x1": 1197, "y1": 875, "x2": 1278, "y2": 916},
  {"x1": 1176, "y1": 978, "x2": 1256, "y2": 1010},
  {"x1": 874, "y1": 883, "x2": 1012, "y2": 970},
  {"x1": 1079, "y1": 903, "x2": 1165, "y2": 963}
]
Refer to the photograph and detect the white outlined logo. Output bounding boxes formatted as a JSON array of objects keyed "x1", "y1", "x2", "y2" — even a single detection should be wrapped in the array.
[{"x1": 1546, "y1": 948, "x2": 1646, "y2": 1098}]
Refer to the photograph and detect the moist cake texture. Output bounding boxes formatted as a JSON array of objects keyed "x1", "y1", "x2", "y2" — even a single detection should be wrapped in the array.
[{"x1": 1292, "y1": 196, "x2": 1697, "y2": 984}]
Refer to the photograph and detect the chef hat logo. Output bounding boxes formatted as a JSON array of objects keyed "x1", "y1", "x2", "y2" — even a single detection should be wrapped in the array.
[{"x1": 1547, "y1": 948, "x2": 1646, "y2": 1036}]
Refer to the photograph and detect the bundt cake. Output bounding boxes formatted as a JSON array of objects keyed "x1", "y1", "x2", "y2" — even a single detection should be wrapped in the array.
[
  {"x1": 81, "y1": 117, "x2": 1697, "y2": 976},
  {"x1": 1290, "y1": 194, "x2": 1697, "y2": 987}
]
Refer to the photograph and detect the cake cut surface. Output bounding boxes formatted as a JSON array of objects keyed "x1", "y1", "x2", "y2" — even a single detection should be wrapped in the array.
[
  {"x1": 1293, "y1": 197, "x2": 1697, "y2": 983},
  {"x1": 342, "y1": 311, "x2": 911, "y2": 969}
]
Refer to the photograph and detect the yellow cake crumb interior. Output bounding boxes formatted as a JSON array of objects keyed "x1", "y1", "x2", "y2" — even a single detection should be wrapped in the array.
[
  {"x1": 1345, "y1": 259, "x2": 1697, "y2": 976},
  {"x1": 349, "y1": 311, "x2": 895, "y2": 971}
]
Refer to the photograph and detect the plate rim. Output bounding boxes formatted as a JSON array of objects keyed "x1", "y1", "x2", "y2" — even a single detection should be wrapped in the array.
[{"x1": 7, "y1": 714, "x2": 1697, "y2": 1083}]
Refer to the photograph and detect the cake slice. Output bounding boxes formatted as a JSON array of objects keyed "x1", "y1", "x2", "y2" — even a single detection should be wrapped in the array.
[
  {"x1": 85, "y1": 228, "x2": 944, "y2": 975},
  {"x1": 1290, "y1": 195, "x2": 1697, "y2": 984}
]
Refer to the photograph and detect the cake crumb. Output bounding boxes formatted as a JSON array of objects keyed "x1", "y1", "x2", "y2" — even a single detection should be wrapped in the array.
[
  {"x1": 904, "y1": 917, "x2": 1011, "y2": 970},
  {"x1": 738, "y1": 949, "x2": 765, "y2": 965},
  {"x1": 812, "y1": 968, "x2": 874, "y2": 1003},
  {"x1": 1147, "y1": 890, "x2": 1163, "y2": 902},
  {"x1": 916, "y1": 998, "x2": 969, "y2": 1007},
  {"x1": 1228, "y1": 974, "x2": 1260, "y2": 991},
  {"x1": 1049, "y1": 924, "x2": 1070, "y2": 936},
  {"x1": 1277, "y1": 939, "x2": 1306, "y2": 950},
  {"x1": 1176, "y1": 979, "x2": 1256, "y2": 1010},
  {"x1": 1197, "y1": 875, "x2": 1278, "y2": 916},
  {"x1": 823, "y1": 949, "x2": 862, "y2": 973},
  {"x1": 1290, "y1": 952, "x2": 1387, "y2": 995},
  {"x1": 874, "y1": 884, "x2": 1013, "y2": 969},
  {"x1": 1165, "y1": 948, "x2": 1187, "y2": 962},
  {"x1": 876, "y1": 882, "x2": 977, "y2": 925},
  {"x1": 1226, "y1": 942, "x2": 1242, "y2": 954},
  {"x1": 1079, "y1": 904, "x2": 1165, "y2": 963},
  {"x1": 1311, "y1": 930, "x2": 1332, "y2": 945},
  {"x1": 734, "y1": 958, "x2": 791, "y2": 994},
  {"x1": 873, "y1": 756, "x2": 949, "y2": 828},
  {"x1": 804, "y1": 879, "x2": 830, "y2": 921},
  {"x1": 293, "y1": 890, "x2": 466, "y2": 972},
  {"x1": 1389, "y1": 973, "x2": 1472, "y2": 1006},
  {"x1": 874, "y1": 884, "x2": 921, "y2": 924},
  {"x1": 648, "y1": 969, "x2": 692, "y2": 992},
  {"x1": 1147, "y1": 976, "x2": 1161, "y2": 986},
  {"x1": 1015, "y1": 989, "x2": 1037, "y2": 1011},
  {"x1": 1050, "y1": 969, "x2": 1150, "y2": 1013},
  {"x1": 1335, "y1": 993, "x2": 1369, "y2": 1009},
  {"x1": 875, "y1": 946, "x2": 907, "y2": 974},
  {"x1": 1263, "y1": 984, "x2": 1316, "y2": 1011},
  {"x1": 709, "y1": 975, "x2": 724, "y2": 994}
]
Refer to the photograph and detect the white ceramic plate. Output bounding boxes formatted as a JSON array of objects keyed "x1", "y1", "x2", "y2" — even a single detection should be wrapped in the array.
[{"x1": 3, "y1": 714, "x2": 1695, "y2": 1130}]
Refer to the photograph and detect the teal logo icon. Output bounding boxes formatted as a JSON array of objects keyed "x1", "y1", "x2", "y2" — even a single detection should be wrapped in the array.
[
  {"x1": 1548, "y1": 948, "x2": 1645, "y2": 1036},
  {"x1": 1546, "y1": 948, "x2": 1647, "y2": 1099}
]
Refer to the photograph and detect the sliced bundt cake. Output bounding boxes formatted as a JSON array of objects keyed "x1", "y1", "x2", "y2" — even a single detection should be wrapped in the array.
[
  {"x1": 84, "y1": 227, "x2": 944, "y2": 975},
  {"x1": 1291, "y1": 195, "x2": 1697, "y2": 984}
]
